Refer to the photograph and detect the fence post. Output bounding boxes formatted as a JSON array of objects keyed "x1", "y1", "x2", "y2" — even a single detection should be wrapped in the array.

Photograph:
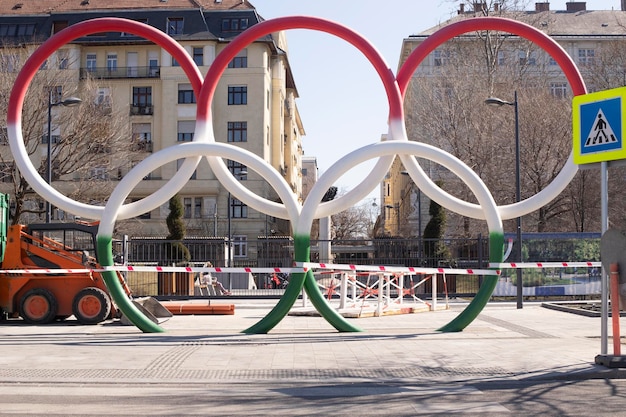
[
  {"x1": 432, "y1": 273, "x2": 438, "y2": 311},
  {"x1": 377, "y1": 273, "x2": 384, "y2": 316},
  {"x1": 340, "y1": 272, "x2": 347, "y2": 309},
  {"x1": 610, "y1": 263, "x2": 622, "y2": 356}
]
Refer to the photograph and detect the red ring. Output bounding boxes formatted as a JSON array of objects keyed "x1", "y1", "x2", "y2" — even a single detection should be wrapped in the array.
[
  {"x1": 397, "y1": 17, "x2": 586, "y2": 97},
  {"x1": 198, "y1": 16, "x2": 403, "y2": 124}
]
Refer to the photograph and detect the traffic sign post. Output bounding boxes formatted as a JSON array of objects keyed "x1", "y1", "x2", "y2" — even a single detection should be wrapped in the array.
[{"x1": 573, "y1": 87, "x2": 626, "y2": 361}]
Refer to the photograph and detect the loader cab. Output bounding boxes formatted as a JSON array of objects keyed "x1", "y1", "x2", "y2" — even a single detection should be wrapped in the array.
[{"x1": 25, "y1": 222, "x2": 99, "y2": 261}]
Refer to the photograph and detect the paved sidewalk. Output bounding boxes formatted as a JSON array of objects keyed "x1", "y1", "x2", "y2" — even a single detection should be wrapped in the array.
[
  {"x1": 0, "y1": 300, "x2": 625, "y2": 415},
  {"x1": 0, "y1": 300, "x2": 621, "y2": 382}
]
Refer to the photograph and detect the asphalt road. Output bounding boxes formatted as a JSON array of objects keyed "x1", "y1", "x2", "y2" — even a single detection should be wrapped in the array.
[{"x1": 1, "y1": 378, "x2": 626, "y2": 416}]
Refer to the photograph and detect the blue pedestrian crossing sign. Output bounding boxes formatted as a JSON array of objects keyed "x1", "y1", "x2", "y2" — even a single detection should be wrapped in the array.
[{"x1": 573, "y1": 86, "x2": 626, "y2": 165}]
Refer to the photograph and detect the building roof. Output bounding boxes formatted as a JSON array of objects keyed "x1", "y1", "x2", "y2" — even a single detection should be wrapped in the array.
[
  {"x1": 413, "y1": 9, "x2": 626, "y2": 38},
  {"x1": 0, "y1": 0, "x2": 254, "y2": 16}
]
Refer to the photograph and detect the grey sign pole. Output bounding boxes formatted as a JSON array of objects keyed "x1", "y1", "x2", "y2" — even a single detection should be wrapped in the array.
[{"x1": 601, "y1": 161, "x2": 609, "y2": 355}]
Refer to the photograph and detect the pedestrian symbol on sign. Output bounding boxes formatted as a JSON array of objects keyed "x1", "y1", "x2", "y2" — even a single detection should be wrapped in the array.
[{"x1": 585, "y1": 109, "x2": 617, "y2": 147}]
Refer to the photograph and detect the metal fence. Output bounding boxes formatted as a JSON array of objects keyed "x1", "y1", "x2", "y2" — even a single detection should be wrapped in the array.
[
  {"x1": 121, "y1": 236, "x2": 493, "y2": 267},
  {"x1": 117, "y1": 233, "x2": 601, "y2": 299}
]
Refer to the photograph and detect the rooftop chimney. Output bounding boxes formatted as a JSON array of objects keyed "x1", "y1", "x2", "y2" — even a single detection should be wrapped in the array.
[
  {"x1": 622, "y1": 0, "x2": 626, "y2": 11},
  {"x1": 535, "y1": 2, "x2": 550, "y2": 12},
  {"x1": 473, "y1": 2, "x2": 487, "y2": 13},
  {"x1": 494, "y1": 2, "x2": 500, "y2": 12},
  {"x1": 458, "y1": 3, "x2": 465, "y2": 14},
  {"x1": 566, "y1": 2, "x2": 586, "y2": 12}
]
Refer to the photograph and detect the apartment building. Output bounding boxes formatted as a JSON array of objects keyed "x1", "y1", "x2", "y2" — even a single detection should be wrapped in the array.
[
  {"x1": 0, "y1": 0, "x2": 305, "y2": 263},
  {"x1": 382, "y1": 1, "x2": 626, "y2": 237}
]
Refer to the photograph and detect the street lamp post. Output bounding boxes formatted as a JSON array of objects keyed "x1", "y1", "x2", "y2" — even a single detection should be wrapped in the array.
[
  {"x1": 485, "y1": 91, "x2": 523, "y2": 309},
  {"x1": 46, "y1": 90, "x2": 82, "y2": 223},
  {"x1": 227, "y1": 170, "x2": 247, "y2": 290},
  {"x1": 400, "y1": 170, "x2": 422, "y2": 258}
]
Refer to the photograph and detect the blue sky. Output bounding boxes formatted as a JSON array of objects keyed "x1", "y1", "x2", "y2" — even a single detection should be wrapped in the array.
[{"x1": 250, "y1": 0, "x2": 614, "y2": 203}]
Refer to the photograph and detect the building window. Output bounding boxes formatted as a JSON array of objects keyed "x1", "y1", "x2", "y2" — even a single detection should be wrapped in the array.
[
  {"x1": 58, "y1": 50, "x2": 69, "y2": 69},
  {"x1": 178, "y1": 83, "x2": 196, "y2": 104},
  {"x1": 228, "y1": 49, "x2": 247, "y2": 68},
  {"x1": 433, "y1": 49, "x2": 449, "y2": 66},
  {"x1": 230, "y1": 199, "x2": 247, "y2": 219},
  {"x1": 132, "y1": 86, "x2": 152, "y2": 107},
  {"x1": 52, "y1": 21, "x2": 69, "y2": 34},
  {"x1": 106, "y1": 53, "x2": 117, "y2": 71},
  {"x1": 0, "y1": 163, "x2": 12, "y2": 183},
  {"x1": 177, "y1": 120, "x2": 195, "y2": 142},
  {"x1": 227, "y1": 160, "x2": 247, "y2": 179},
  {"x1": 42, "y1": 134, "x2": 60, "y2": 144},
  {"x1": 221, "y1": 18, "x2": 249, "y2": 32},
  {"x1": 149, "y1": 58, "x2": 159, "y2": 76},
  {"x1": 228, "y1": 86, "x2": 247, "y2": 105},
  {"x1": 193, "y1": 47, "x2": 203, "y2": 66},
  {"x1": 86, "y1": 53, "x2": 97, "y2": 72},
  {"x1": 227, "y1": 121, "x2": 247, "y2": 142},
  {"x1": 518, "y1": 50, "x2": 536, "y2": 66},
  {"x1": 0, "y1": 55, "x2": 18, "y2": 73},
  {"x1": 95, "y1": 88, "x2": 112, "y2": 114},
  {"x1": 96, "y1": 88, "x2": 111, "y2": 106},
  {"x1": 51, "y1": 85, "x2": 63, "y2": 103},
  {"x1": 194, "y1": 198, "x2": 202, "y2": 218},
  {"x1": 167, "y1": 17, "x2": 184, "y2": 35},
  {"x1": 497, "y1": 51, "x2": 506, "y2": 66},
  {"x1": 132, "y1": 123, "x2": 152, "y2": 151},
  {"x1": 90, "y1": 166, "x2": 109, "y2": 181},
  {"x1": 0, "y1": 23, "x2": 35, "y2": 37},
  {"x1": 232, "y1": 235, "x2": 247, "y2": 257},
  {"x1": 550, "y1": 82, "x2": 568, "y2": 99},
  {"x1": 183, "y1": 197, "x2": 204, "y2": 219},
  {"x1": 578, "y1": 48, "x2": 595, "y2": 66}
]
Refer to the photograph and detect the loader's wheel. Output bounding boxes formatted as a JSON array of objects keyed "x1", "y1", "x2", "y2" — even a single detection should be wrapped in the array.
[
  {"x1": 72, "y1": 287, "x2": 111, "y2": 325},
  {"x1": 20, "y1": 288, "x2": 58, "y2": 324}
]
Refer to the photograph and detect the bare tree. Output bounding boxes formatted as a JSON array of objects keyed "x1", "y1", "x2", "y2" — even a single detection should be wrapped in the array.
[
  {"x1": 0, "y1": 46, "x2": 131, "y2": 224},
  {"x1": 404, "y1": 11, "x2": 584, "y2": 237},
  {"x1": 330, "y1": 193, "x2": 377, "y2": 240}
]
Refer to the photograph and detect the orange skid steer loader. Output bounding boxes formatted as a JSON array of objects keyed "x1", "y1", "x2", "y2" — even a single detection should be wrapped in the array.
[{"x1": 0, "y1": 195, "x2": 170, "y2": 325}]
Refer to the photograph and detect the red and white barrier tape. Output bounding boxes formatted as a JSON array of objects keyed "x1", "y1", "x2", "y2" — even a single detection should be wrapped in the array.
[
  {"x1": 0, "y1": 268, "x2": 94, "y2": 274},
  {"x1": 489, "y1": 262, "x2": 601, "y2": 269},
  {"x1": 295, "y1": 262, "x2": 500, "y2": 276},
  {"x1": 103, "y1": 266, "x2": 307, "y2": 273},
  {"x1": 0, "y1": 266, "x2": 307, "y2": 274},
  {"x1": 2, "y1": 261, "x2": 599, "y2": 276}
]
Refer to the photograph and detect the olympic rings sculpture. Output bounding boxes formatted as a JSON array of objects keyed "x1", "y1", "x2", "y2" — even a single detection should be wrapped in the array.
[{"x1": 7, "y1": 16, "x2": 586, "y2": 333}]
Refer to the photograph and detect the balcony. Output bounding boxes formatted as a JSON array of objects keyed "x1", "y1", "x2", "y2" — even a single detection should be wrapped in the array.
[
  {"x1": 130, "y1": 105, "x2": 153, "y2": 116},
  {"x1": 80, "y1": 66, "x2": 160, "y2": 80}
]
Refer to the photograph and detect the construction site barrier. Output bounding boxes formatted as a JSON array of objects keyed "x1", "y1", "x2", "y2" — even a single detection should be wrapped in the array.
[{"x1": 490, "y1": 262, "x2": 601, "y2": 268}]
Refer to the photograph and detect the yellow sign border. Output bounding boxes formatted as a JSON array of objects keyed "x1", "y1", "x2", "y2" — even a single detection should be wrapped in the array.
[{"x1": 573, "y1": 86, "x2": 626, "y2": 165}]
